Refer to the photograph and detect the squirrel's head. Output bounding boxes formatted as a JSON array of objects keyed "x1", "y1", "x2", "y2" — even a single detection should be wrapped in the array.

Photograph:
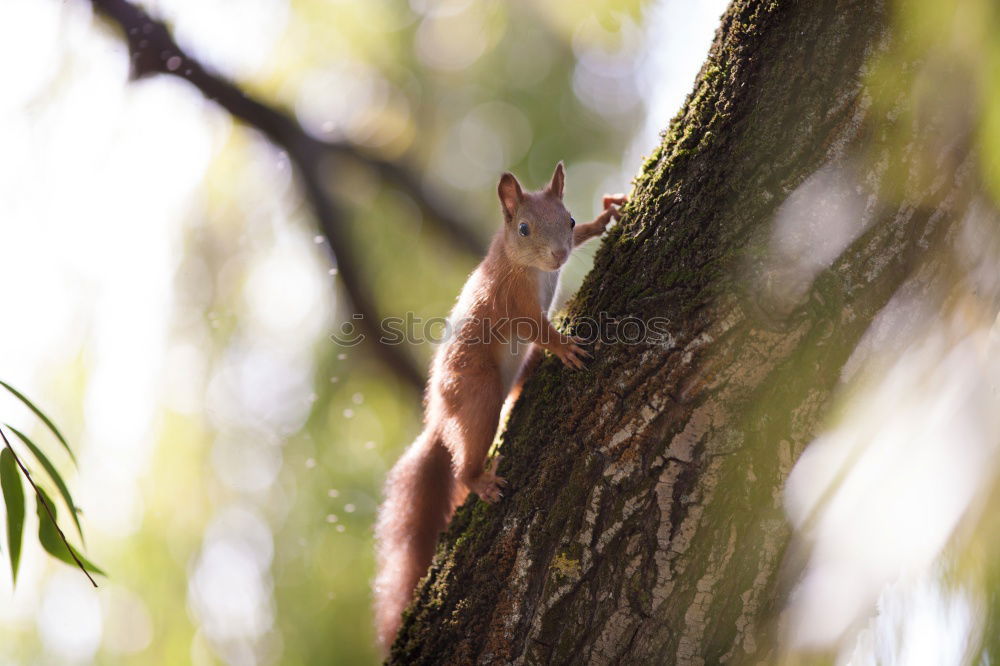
[{"x1": 497, "y1": 162, "x2": 575, "y2": 272}]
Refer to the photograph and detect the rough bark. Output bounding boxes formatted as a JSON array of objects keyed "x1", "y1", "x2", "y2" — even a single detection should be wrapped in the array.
[{"x1": 393, "y1": 0, "x2": 979, "y2": 663}]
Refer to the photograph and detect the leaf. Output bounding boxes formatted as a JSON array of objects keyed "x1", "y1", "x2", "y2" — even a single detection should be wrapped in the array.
[
  {"x1": 0, "y1": 447, "x2": 25, "y2": 584},
  {"x1": 35, "y1": 488, "x2": 103, "y2": 577},
  {"x1": 0, "y1": 381, "x2": 76, "y2": 465},
  {"x1": 6, "y1": 425, "x2": 83, "y2": 543}
]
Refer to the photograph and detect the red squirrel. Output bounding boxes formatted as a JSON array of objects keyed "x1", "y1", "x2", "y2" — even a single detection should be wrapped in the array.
[{"x1": 373, "y1": 162, "x2": 626, "y2": 652}]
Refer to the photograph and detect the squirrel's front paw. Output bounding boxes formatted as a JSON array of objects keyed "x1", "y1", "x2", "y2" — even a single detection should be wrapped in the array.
[
  {"x1": 602, "y1": 194, "x2": 627, "y2": 226},
  {"x1": 603, "y1": 193, "x2": 628, "y2": 211},
  {"x1": 553, "y1": 337, "x2": 591, "y2": 370}
]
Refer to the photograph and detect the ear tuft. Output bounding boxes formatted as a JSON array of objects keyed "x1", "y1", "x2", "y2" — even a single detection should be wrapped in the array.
[
  {"x1": 547, "y1": 161, "x2": 565, "y2": 199},
  {"x1": 498, "y1": 172, "x2": 523, "y2": 222}
]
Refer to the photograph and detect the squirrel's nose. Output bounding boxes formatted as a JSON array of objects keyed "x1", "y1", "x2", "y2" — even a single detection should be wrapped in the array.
[{"x1": 551, "y1": 249, "x2": 568, "y2": 264}]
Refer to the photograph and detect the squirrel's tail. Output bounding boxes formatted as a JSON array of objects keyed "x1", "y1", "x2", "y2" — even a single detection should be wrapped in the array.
[{"x1": 373, "y1": 430, "x2": 457, "y2": 654}]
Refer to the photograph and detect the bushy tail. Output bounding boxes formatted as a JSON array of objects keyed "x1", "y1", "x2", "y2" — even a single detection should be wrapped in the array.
[{"x1": 373, "y1": 431, "x2": 457, "y2": 654}]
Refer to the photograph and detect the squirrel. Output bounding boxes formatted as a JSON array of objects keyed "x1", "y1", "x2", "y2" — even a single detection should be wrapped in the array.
[{"x1": 372, "y1": 161, "x2": 626, "y2": 653}]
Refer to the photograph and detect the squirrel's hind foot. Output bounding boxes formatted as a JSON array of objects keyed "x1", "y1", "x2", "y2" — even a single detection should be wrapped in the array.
[{"x1": 468, "y1": 456, "x2": 506, "y2": 503}]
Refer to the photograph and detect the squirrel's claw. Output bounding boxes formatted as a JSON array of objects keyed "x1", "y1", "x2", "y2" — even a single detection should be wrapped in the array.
[
  {"x1": 556, "y1": 342, "x2": 589, "y2": 369},
  {"x1": 602, "y1": 193, "x2": 628, "y2": 209},
  {"x1": 476, "y1": 478, "x2": 504, "y2": 503},
  {"x1": 602, "y1": 194, "x2": 627, "y2": 225},
  {"x1": 470, "y1": 460, "x2": 506, "y2": 503}
]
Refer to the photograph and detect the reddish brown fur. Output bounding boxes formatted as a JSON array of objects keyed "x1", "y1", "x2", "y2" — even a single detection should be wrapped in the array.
[{"x1": 373, "y1": 163, "x2": 625, "y2": 653}]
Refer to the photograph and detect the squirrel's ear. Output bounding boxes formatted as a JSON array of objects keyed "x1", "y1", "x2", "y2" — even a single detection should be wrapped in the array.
[
  {"x1": 498, "y1": 172, "x2": 524, "y2": 222},
  {"x1": 546, "y1": 161, "x2": 565, "y2": 199}
]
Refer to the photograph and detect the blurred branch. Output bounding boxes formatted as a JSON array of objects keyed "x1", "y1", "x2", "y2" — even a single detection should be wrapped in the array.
[
  {"x1": 87, "y1": 0, "x2": 485, "y2": 392},
  {"x1": 324, "y1": 141, "x2": 483, "y2": 255}
]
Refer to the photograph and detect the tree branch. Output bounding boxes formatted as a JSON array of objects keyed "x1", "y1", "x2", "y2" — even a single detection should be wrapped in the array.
[
  {"x1": 324, "y1": 141, "x2": 483, "y2": 255},
  {"x1": 88, "y1": 0, "x2": 484, "y2": 391}
]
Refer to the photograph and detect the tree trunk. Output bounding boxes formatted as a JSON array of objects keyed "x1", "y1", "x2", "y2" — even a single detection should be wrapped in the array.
[{"x1": 392, "y1": 0, "x2": 979, "y2": 662}]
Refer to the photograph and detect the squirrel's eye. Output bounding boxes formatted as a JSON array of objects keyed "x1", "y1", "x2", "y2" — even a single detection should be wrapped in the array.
[
  {"x1": 518, "y1": 223, "x2": 529, "y2": 237},
  {"x1": 570, "y1": 217, "x2": 576, "y2": 228}
]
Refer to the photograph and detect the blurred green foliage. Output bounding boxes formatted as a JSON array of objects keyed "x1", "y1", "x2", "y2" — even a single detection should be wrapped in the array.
[
  {"x1": 0, "y1": 0, "x2": 652, "y2": 664},
  {"x1": 0, "y1": 383, "x2": 97, "y2": 588}
]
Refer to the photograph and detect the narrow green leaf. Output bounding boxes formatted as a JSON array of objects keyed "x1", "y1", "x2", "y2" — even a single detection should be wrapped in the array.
[
  {"x1": 6, "y1": 425, "x2": 83, "y2": 543},
  {"x1": 36, "y1": 488, "x2": 103, "y2": 577},
  {"x1": 0, "y1": 381, "x2": 75, "y2": 465},
  {"x1": 0, "y1": 448, "x2": 25, "y2": 584}
]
